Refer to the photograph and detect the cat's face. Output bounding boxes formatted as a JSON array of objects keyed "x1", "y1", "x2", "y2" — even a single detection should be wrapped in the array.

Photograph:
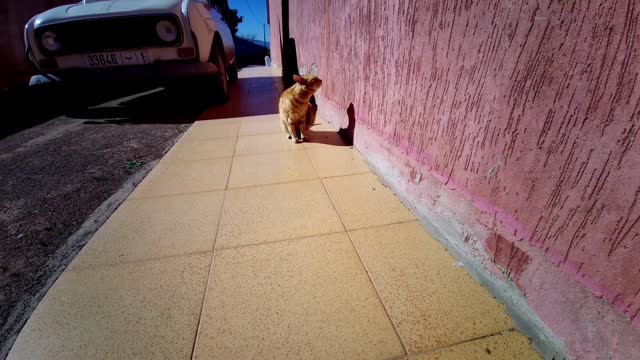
[{"x1": 294, "y1": 74, "x2": 323, "y2": 92}]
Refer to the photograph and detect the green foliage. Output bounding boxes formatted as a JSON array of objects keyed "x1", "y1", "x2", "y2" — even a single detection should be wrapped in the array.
[{"x1": 210, "y1": 0, "x2": 243, "y2": 36}]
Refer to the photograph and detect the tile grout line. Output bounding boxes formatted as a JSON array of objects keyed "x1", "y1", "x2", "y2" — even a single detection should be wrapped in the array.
[
  {"x1": 319, "y1": 169, "x2": 372, "y2": 179},
  {"x1": 216, "y1": 229, "x2": 348, "y2": 252},
  {"x1": 233, "y1": 148, "x2": 307, "y2": 157},
  {"x1": 302, "y1": 143, "x2": 410, "y2": 355},
  {"x1": 347, "y1": 219, "x2": 419, "y2": 232},
  {"x1": 188, "y1": 133, "x2": 239, "y2": 360},
  {"x1": 408, "y1": 328, "x2": 518, "y2": 357},
  {"x1": 301, "y1": 138, "x2": 322, "y2": 181},
  {"x1": 345, "y1": 221, "x2": 411, "y2": 355},
  {"x1": 128, "y1": 169, "x2": 371, "y2": 201},
  {"x1": 67, "y1": 219, "x2": 421, "y2": 273},
  {"x1": 65, "y1": 249, "x2": 215, "y2": 272},
  {"x1": 160, "y1": 155, "x2": 235, "y2": 163},
  {"x1": 228, "y1": 140, "x2": 318, "y2": 188},
  {"x1": 180, "y1": 134, "x2": 238, "y2": 140},
  {"x1": 129, "y1": 176, "x2": 323, "y2": 202},
  {"x1": 223, "y1": 163, "x2": 370, "y2": 191},
  {"x1": 227, "y1": 177, "x2": 318, "y2": 190},
  {"x1": 238, "y1": 128, "x2": 283, "y2": 136},
  {"x1": 197, "y1": 114, "x2": 280, "y2": 124},
  {"x1": 127, "y1": 188, "x2": 227, "y2": 201}
]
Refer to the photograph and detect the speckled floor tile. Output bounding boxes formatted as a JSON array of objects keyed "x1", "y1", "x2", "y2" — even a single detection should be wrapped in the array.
[
  {"x1": 235, "y1": 133, "x2": 304, "y2": 155},
  {"x1": 228, "y1": 151, "x2": 317, "y2": 188},
  {"x1": 8, "y1": 253, "x2": 211, "y2": 360},
  {"x1": 350, "y1": 221, "x2": 513, "y2": 353},
  {"x1": 183, "y1": 118, "x2": 241, "y2": 139},
  {"x1": 239, "y1": 114, "x2": 282, "y2": 136},
  {"x1": 162, "y1": 137, "x2": 237, "y2": 162},
  {"x1": 306, "y1": 146, "x2": 370, "y2": 177},
  {"x1": 322, "y1": 173, "x2": 415, "y2": 230},
  {"x1": 192, "y1": 233, "x2": 404, "y2": 359},
  {"x1": 129, "y1": 157, "x2": 232, "y2": 198},
  {"x1": 215, "y1": 180, "x2": 343, "y2": 249},
  {"x1": 69, "y1": 191, "x2": 225, "y2": 268},
  {"x1": 414, "y1": 330, "x2": 540, "y2": 359}
]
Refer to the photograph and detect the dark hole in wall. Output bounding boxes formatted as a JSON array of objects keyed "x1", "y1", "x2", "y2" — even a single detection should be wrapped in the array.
[
  {"x1": 280, "y1": 0, "x2": 299, "y2": 87},
  {"x1": 282, "y1": 37, "x2": 299, "y2": 87}
]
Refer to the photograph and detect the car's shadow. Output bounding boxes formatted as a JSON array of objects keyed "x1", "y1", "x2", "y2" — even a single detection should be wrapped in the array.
[
  {"x1": 0, "y1": 81, "x2": 153, "y2": 139},
  {"x1": 2, "y1": 68, "x2": 354, "y2": 149},
  {"x1": 67, "y1": 85, "x2": 207, "y2": 125},
  {"x1": 0, "y1": 70, "x2": 284, "y2": 139},
  {"x1": 66, "y1": 75, "x2": 283, "y2": 125}
]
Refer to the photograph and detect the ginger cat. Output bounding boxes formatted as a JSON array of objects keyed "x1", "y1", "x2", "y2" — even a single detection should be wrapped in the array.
[
  {"x1": 306, "y1": 103, "x2": 318, "y2": 129},
  {"x1": 279, "y1": 74, "x2": 322, "y2": 143}
]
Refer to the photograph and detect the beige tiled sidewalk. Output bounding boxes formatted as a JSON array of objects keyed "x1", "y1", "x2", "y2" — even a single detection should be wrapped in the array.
[{"x1": 8, "y1": 69, "x2": 541, "y2": 360}]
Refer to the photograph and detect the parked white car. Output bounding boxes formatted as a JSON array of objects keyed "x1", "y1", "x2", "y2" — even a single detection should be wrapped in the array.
[{"x1": 24, "y1": 0, "x2": 237, "y2": 100}]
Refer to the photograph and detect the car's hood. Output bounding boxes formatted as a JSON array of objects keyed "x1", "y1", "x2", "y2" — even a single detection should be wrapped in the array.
[{"x1": 34, "y1": 0, "x2": 185, "y2": 27}]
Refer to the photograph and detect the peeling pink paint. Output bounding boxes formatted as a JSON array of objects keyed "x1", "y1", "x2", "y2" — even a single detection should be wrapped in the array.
[
  {"x1": 485, "y1": 232, "x2": 531, "y2": 291},
  {"x1": 270, "y1": 0, "x2": 640, "y2": 358}
]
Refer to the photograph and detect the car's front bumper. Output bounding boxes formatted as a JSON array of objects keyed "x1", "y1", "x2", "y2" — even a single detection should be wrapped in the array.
[{"x1": 30, "y1": 61, "x2": 219, "y2": 86}]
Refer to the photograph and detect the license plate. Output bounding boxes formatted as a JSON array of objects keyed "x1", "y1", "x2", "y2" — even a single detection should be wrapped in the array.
[{"x1": 85, "y1": 51, "x2": 151, "y2": 68}]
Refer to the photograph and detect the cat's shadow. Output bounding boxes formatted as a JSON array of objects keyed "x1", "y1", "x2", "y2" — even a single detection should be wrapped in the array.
[
  {"x1": 305, "y1": 125, "x2": 351, "y2": 147},
  {"x1": 305, "y1": 102, "x2": 356, "y2": 147}
]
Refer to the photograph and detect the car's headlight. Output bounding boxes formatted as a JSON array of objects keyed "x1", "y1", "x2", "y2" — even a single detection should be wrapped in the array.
[
  {"x1": 156, "y1": 20, "x2": 178, "y2": 43},
  {"x1": 41, "y1": 31, "x2": 61, "y2": 51}
]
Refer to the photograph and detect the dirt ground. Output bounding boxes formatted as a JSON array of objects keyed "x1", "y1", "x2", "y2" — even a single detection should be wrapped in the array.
[{"x1": 0, "y1": 82, "x2": 212, "y2": 354}]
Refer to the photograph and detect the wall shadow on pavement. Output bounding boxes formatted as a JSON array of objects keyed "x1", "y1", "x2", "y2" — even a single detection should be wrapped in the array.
[{"x1": 63, "y1": 75, "x2": 283, "y2": 125}]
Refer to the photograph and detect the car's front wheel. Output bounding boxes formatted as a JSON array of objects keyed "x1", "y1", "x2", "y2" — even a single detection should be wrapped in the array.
[
  {"x1": 227, "y1": 62, "x2": 238, "y2": 81},
  {"x1": 208, "y1": 43, "x2": 229, "y2": 103}
]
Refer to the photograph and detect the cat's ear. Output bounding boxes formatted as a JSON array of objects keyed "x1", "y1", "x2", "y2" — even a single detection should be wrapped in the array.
[
  {"x1": 293, "y1": 74, "x2": 305, "y2": 84},
  {"x1": 310, "y1": 63, "x2": 318, "y2": 76},
  {"x1": 299, "y1": 65, "x2": 308, "y2": 75}
]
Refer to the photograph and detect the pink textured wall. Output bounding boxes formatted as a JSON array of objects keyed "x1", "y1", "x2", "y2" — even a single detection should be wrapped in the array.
[
  {"x1": 270, "y1": 0, "x2": 640, "y2": 358},
  {"x1": 267, "y1": 0, "x2": 282, "y2": 68}
]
